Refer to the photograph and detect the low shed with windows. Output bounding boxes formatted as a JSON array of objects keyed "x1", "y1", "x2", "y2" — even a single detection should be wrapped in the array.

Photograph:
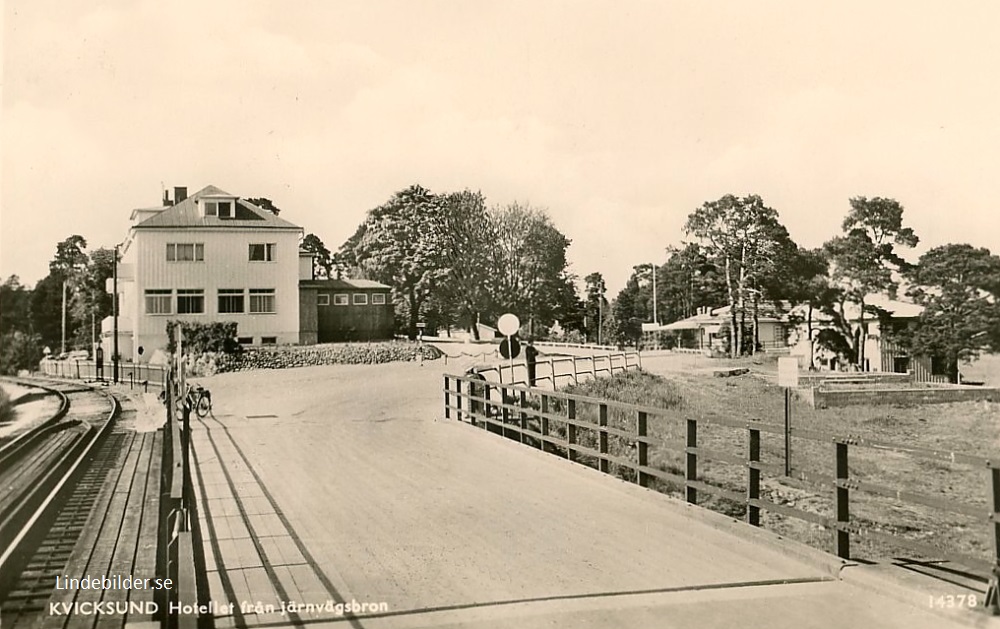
[{"x1": 299, "y1": 279, "x2": 394, "y2": 343}]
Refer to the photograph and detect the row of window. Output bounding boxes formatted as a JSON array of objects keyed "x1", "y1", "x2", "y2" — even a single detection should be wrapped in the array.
[
  {"x1": 317, "y1": 293, "x2": 387, "y2": 306},
  {"x1": 166, "y1": 243, "x2": 276, "y2": 262},
  {"x1": 145, "y1": 288, "x2": 276, "y2": 315}
]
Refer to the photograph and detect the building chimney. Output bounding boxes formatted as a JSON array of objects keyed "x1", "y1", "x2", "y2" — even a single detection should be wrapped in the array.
[
  {"x1": 162, "y1": 189, "x2": 171, "y2": 206},
  {"x1": 174, "y1": 186, "x2": 187, "y2": 203}
]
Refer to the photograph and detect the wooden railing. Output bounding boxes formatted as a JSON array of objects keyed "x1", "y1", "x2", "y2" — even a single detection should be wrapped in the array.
[
  {"x1": 477, "y1": 351, "x2": 641, "y2": 387},
  {"x1": 161, "y1": 369, "x2": 208, "y2": 629},
  {"x1": 441, "y1": 373, "x2": 1000, "y2": 612}
]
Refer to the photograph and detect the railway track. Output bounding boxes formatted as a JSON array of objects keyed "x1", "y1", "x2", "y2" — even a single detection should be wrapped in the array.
[{"x1": 0, "y1": 377, "x2": 120, "y2": 628}]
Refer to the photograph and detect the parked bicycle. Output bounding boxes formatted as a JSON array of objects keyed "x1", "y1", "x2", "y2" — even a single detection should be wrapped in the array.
[{"x1": 160, "y1": 382, "x2": 213, "y2": 418}]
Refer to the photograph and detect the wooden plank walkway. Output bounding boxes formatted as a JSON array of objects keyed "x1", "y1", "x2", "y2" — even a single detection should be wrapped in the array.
[{"x1": 42, "y1": 428, "x2": 162, "y2": 629}]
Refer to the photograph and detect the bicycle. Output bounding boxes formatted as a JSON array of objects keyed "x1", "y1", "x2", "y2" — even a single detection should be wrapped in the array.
[{"x1": 163, "y1": 382, "x2": 213, "y2": 418}]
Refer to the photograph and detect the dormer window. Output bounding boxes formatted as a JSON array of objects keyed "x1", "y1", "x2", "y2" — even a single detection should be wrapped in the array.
[{"x1": 201, "y1": 196, "x2": 237, "y2": 218}]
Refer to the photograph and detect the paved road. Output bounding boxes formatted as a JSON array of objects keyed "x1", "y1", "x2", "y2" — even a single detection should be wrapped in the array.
[{"x1": 191, "y1": 360, "x2": 985, "y2": 628}]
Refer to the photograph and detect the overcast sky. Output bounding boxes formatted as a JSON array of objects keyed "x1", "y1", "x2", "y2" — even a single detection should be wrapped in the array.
[{"x1": 2, "y1": 1, "x2": 998, "y2": 296}]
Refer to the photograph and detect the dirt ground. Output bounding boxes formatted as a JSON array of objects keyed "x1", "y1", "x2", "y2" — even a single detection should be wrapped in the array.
[{"x1": 580, "y1": 352, "x2": 1000, "y2": 570}]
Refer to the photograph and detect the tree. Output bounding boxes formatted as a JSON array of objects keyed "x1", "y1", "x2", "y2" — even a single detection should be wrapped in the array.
[
  {"x1": 583, "y1": 272, "x2": 608, "y2": 344},
  {"x1": 904, "y1": 244, "x2": 1000, "y2": 382},
  {"x1": 70, "y1": 247, "x2": 115, "y2": 349},
  {"x1": 487, "y1": 202, "x2": 573, "y2": 337},
  {"x1": 684, "y1": 195, "x2": 791, "y2": 357},
  {"x1": 246, "y1": 197, "x2": 280, "y2": 215},
  {"x1": 437, "y1": 190, "x2": 493, "y2": 339},
  {"x1": 761, "y1": 247, "x2": 833, "y2": 367},
  {"x1": 301, "y1": 233, "x2": 334, "y2": 279},
  {"x1": 344, "y1": 185, "x2": 449, "y2": 339},
  {"x1": 823, "y1": 197, "x2": 918, "y2": 367},
  {"x1": 0, "y1": 331, "x2": 42, "y2": 375},
  {"x1": 0, "y1": 275, "x2": 33, "y2": 337}
]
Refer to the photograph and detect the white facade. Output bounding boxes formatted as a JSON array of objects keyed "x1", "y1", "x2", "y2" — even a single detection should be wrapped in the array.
[{"x1": 104, "y1": 186, "x2": 303, "y2": 362}]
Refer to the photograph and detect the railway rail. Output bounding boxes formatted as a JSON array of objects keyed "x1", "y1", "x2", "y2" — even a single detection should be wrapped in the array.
[{"x1": 0, "y1": 377, "x2": 120, "y2": 628}]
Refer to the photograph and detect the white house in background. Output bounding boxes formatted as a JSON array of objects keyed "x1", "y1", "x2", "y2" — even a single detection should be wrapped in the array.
[{"x1": 103, "y1": 185, "x2": 303, "y2": 362}]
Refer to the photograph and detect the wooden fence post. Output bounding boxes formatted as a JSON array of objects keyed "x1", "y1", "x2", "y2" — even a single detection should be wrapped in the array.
[
  {"x1": 483, "y1": 384, "x2": 491, "y2": 430},
  {"x1": 686, "y1": 419, "x2": 698, "y2": 504},
  {"x1": 540, "y1": 394, "x2": 549, "y2": 453},
  {"x1": 549, "y1": 357, "x2": 556, "y2": 388},
  {"x1": 636, "y1": 411, "x2": 648, "y2": 488},
  {"x1": 986, "y1": 466, "x2": 1000, "y2": 614},
  {"x1": 567, "y1": 399, "x2": 577, "y2": 462},
  {"x1": 572, "y1": 357, "x2": 579, "y2": 385},
  {"x1": 747, "y1": 424, "x2": 761, "y2": 526},
  {"x1": 598, "y1": 403, "x2": 609, "y2": 474},
  {"x1": 444, "y1": 376, "x2": 451, "y2": 420},
  {"x1": 835, "y1": 440, "x2": 851, "y2": 559},
  {"x1": 519, "y1": 390, "x2": 527, "y2": 445}
]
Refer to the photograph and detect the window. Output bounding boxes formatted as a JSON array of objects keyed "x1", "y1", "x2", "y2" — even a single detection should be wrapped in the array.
[
  {"x1": 167, "y1": 243, "x2": 204, "y2": 262},
  {"x1": 261, "y1": 336, "x2": 277, "y2": 345},
  {"x1": 218, "y1": 289, "x2": 245, "y2": 314},
  {"x1": 249, "y1": 288, "x2": 276, "y2": 314},
  {"x1": 353, "y1": 293, "x2": 368, "y2": 305},
  {"x1": 205, "y1": 200, "x2": 233, "y2": 218},
  {"x1": 333, "y1": 294, "x2": 349, "y2": 306},
  {"x1": 249, "y1": 243, "x2": 276, "y2": 262},
  {"x1": 317, "y1": 294, "x2": 330, "y2": 306},
  {"x1": 145, "y1": 289, "x2": 172, "y2": 315},
  {"x1": 237, "y1": 336, "x2": 253, "y2": 345},
  {"x1": 372, "y1": 293, "x2": 386, "y2": 305},
  {"x1": 177, "y1": 289, "x2": 205, "y2": 314}
]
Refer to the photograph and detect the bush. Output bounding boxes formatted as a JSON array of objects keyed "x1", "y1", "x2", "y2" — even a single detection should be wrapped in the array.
[
  {"x1": 166, "y1": 321, "x2": 241, "y2": 355},
  {"x1": 0, "y1": 331, "x2": 42, "y2": 375},
  {"x1": 561, "y1": 369, "x2": 682, "y2": 409},
  {"x1": 0, "y1": 387, "x2": 14, "y2": 424}
]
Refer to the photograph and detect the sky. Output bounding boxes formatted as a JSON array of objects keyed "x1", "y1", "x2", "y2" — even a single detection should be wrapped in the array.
[{"x1": 2, "y1": 1, "x2": 999, "y2": 297}]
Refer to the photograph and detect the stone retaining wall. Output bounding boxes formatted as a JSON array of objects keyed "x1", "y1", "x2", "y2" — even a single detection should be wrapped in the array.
[{"x1": 804, "y1": 385, "x2": 999, "y2": 408}]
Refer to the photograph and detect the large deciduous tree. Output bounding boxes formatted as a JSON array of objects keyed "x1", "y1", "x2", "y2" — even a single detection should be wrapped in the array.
[
  {"x1": 822, "y1": 196, "x2": 918, "y2": 367},
  {"x1": 684, "y1": 194, "x2": 791, "y2": 357},
  {"x1": 437, "y1": 190, "x2": 493, "y2": 339},
  {"x1": 487, "y1": 202, "x2": 572, "y2": 338},
  {"x1": 345, "y1": 185, "x2": 449, "y2": 339},
  {"x1": 905, "y1": 244, "x2": 1000, "y2": 383}
]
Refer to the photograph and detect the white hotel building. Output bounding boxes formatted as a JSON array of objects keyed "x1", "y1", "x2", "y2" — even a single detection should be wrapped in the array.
[{"x1": 104, "y1": 185, "x2": 304, "y2": 362}]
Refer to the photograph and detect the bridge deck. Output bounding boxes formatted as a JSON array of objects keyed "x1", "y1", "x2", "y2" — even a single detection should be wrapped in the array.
[{"x1": 189, "y1": 362, "x2": 980, "y2": 629}]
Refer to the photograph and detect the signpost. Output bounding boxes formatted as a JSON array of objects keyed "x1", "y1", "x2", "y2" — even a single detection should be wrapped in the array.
[
  {"x1": 497, "y1": 313, "x2": 521, "y2": 384},
  {"x1": 777, "y1": 357, "x2": 799, "y2": 476}
]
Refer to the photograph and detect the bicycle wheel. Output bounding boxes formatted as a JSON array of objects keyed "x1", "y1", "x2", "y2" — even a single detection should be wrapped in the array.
[{"x1": 196, "y1": 393, "x2": 212, "y2": 418}]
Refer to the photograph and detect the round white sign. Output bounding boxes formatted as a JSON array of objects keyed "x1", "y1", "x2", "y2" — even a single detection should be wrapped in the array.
[{"x1": 497, "y1": 313, "x2": 521, "y2": 337}]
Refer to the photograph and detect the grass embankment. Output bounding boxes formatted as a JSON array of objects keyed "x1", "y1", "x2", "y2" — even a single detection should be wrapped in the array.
[
  {"x1": 0, "y1": 387, "x2": 14, "y2": 424},
  {"x1": 528, "y1": 368, "x2": 1000, "y2": 571}
]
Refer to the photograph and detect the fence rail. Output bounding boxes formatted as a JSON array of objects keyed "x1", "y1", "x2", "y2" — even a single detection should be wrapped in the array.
[
  {"x1": 441, "y1": 373, "x2": 1000, "y2": 611},
  {"x1": 476, "y1": 351, "x2": 641, "y2": 388},
  {"x1": 38, "y1": 359, "x2": 167, "y2": 390}
]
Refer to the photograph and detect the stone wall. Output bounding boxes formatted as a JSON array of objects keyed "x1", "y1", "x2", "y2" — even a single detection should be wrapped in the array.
[{"x1": 807, "y1": 385, "x2": 999, "y2": 408}]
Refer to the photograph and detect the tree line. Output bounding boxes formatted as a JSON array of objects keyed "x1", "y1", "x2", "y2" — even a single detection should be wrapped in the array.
[
  {"x1": 611, "y1": 194, "x2": 1000, "y2": 382},
  {"x1": 3, "y1": 189, "x2": 996, "y2": 383}
]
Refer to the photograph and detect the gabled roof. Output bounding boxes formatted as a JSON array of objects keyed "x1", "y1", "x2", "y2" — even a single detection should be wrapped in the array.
[{"x1": 133, "y1": 185, "x2": 301, "y2": 230}]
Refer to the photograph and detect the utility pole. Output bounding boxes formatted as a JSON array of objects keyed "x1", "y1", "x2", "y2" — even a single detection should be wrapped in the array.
[
  {"x1": 113, "y1": 244, "x2": 119, "y2": 384},
  {"x1": 652, "y1": 263, "x2": 657, "y2": 325},
  {"x1": 61, "y1": 280, "x2": 67, "y2": 355}
]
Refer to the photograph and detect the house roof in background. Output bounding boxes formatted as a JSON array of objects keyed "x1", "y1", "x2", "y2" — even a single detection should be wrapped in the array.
[
  {"x1": 300, "y1": 278, "x2": 392, "y2": 290},
  {"x1": 132, "y1": 185, "x2": 302, "y2": 230}
]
